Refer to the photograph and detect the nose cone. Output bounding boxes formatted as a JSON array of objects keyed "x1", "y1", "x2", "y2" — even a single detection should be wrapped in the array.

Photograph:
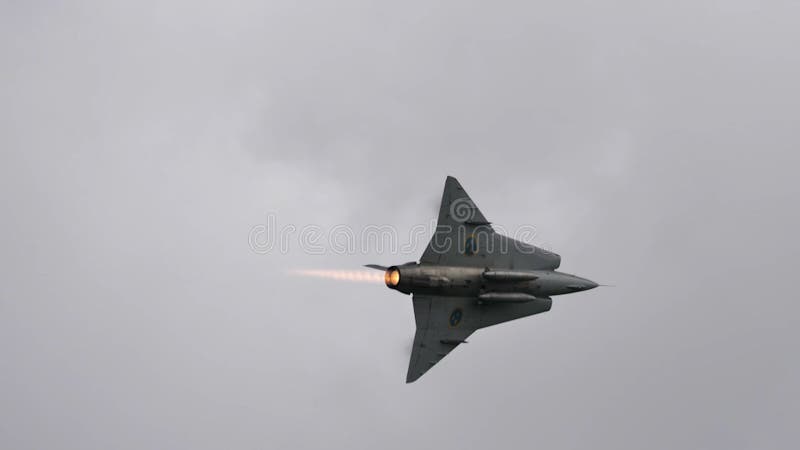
[
  {"x1": 583, "y1": 279, "x2": 599, "y2": 290},
  {"x1": 566, "y1": 276, "x2": 598, "y2": 292}
]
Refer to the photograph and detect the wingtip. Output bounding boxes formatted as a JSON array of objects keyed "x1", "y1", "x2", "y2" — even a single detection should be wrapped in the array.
[
  {"x1": 405, "y1": 368, "x2": 422, "y2": 383},
  {"x1": 445, "y1": 176, "x2": 465, "y2": 193},
  {"x1": 445, "y1": 175, "x2": 460, "y2": 185}
]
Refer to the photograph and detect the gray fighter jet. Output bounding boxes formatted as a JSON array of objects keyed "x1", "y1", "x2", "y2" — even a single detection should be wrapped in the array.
[{"x1": 367, "y1": 176, "x2": 598, "y2": 383}]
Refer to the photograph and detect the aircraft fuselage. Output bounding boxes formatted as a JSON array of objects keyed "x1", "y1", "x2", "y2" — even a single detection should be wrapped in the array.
[{"x1": 384, "y1": 263, "x2": 597, "y2": 299}]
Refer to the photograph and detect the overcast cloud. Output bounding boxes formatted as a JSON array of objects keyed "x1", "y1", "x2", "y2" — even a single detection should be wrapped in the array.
[{"x1": 2, "y1": 1, "x2": 799, "y2": 449}]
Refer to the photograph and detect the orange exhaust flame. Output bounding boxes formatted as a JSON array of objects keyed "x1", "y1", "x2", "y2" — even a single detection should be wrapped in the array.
[{"x1": 288, "y1": 269, "x2": 384, "y2": 283}]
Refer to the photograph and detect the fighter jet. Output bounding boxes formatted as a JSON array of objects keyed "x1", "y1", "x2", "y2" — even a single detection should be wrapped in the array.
[{"x1": 366, "y1": 176, "x2": 598, "y2": 383}]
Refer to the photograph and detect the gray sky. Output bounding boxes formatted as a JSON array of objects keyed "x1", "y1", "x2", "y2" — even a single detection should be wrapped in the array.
[{"x1": 2, "y1": 1, "x2": 799, "y2": 449}]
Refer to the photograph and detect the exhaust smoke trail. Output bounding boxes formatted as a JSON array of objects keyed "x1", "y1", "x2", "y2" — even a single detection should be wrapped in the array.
[{"x1": 288, "y1": 269, "x2": 384, "y2": 283}]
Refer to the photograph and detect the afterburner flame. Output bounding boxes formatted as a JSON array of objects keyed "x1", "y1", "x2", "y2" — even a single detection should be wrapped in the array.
[
  {"x1": 385, "y1": 268, "x2": 400, "y2": 286},
  {"x1": 288, "y1": 269, "x2": 384, "y2": 283}
]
